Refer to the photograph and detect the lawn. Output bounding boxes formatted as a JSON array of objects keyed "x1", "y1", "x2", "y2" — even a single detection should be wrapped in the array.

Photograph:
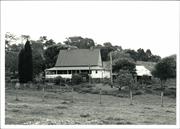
[{"x1": 5, "y1": 83, "x2": 176, "y2": 125}]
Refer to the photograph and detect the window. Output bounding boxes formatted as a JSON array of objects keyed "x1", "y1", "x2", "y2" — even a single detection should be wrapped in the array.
[
  {"x1": 68, "y1": 70, "x2": 72, "y2": 74},
  {"x1": 57, "y1": 70, "x2": 67, "y2": 74},
  {"x1": 95, "y1": 70, "x2": 98, "y2": 74},
  {"x1": 46, "y1": 70, "x2": 56, "y2": 75}
]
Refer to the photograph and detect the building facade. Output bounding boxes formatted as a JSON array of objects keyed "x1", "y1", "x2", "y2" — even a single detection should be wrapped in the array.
[{"x1": 45, "y1": 48, "x2": 110, "y2": 79}]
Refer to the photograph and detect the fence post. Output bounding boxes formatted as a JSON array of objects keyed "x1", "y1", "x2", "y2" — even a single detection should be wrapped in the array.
[
  {"x1": 99, "y1": 88, "x2": 102, "y2": 104},
  {"x1": 72, "y1": 87, "x2": 74, "y2": 103}
]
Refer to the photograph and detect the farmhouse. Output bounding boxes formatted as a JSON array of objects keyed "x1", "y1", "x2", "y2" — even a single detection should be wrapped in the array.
[
  {"x1": 135, "y1": 61, "x2": 156, "y2": 82},
  {"x1": 45, "y1": 48, "x2": 110, "y2": 79}
]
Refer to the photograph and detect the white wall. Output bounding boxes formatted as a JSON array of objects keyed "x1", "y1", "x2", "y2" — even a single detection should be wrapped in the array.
[
  {"x1": 46, "y1": 74, "x2": 72, "y2": 79},
  {"x1": 91, "y1": 70, "x2": 110, "y2": 79},
  {"x1": 46, "y1": 70, "x2": 110, "y2": 79}
]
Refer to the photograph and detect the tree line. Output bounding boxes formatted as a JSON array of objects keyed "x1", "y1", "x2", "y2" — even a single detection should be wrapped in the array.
[{"x1": 5, "y1": 32, "x2": 161, "y2": 80}]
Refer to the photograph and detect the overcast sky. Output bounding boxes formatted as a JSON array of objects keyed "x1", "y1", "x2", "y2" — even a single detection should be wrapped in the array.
[{"x1": 1, "y1": 1, "x2": 179, "y2": 58}]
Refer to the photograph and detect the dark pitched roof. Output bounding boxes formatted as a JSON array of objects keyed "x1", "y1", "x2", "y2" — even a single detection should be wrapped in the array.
[{"x1": 55, "y1": 49, "x2": 102, "y2": 67}]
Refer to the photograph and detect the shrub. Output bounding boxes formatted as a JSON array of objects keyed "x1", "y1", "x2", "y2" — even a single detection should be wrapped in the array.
[
  {"x1": 72, "y1": 74, "x2": 83, "y2": 85},
  {"x1": 102, "y1": 77, "x2": 111, "y2": 85},
  {"x1": 54, "y1": 76, "x2": 65, "y2": 85},
  {"x1": 115, "y1": 70, "x2": 134, "y2": 89},
  {"x1": 45, "y1": 78, "x2": 54, "y2": 83}
]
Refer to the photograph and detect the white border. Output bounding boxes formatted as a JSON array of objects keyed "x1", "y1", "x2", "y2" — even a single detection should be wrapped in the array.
[{"x1": 1, "y1": 1, "x2": 180, "y2": 129}]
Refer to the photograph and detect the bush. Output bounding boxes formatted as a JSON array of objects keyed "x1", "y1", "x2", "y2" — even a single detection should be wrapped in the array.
[
  {"x1": 115, "y1": 70, "x2": 134, "y2": 89},
  {"x1": 72, "y1": 74, "x2": 83, "y2": 85},
  {"x1": 45, "y1": 78, "x2": 54, "y2": 83},
  {"x1": 54, "y1": 76, "x2": 65, "y2": 85},
  {"x1": 102, "y1": 77, "x2": 111, "y2": 85}
]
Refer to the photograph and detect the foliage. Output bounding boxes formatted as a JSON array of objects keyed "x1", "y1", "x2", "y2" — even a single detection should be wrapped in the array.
[
  {"x1": 113, "y1": 58, "x2": 136, "y2": 76},
  {"x1": 125, "y1": 48, "x2": 161, "y2": 62},
  {"x1": 18, "y1": 40, "x2": 33, "y2": 83},
  {"x1": 54, "y1": 76, "x2": 65, "y2": 85},
  {"x1": 72, "y1": 74, "x2": 83, "y2": 85},
  {"x1": 31, "y1": 40, "x2": 45, "y2": 77},
  {"x1": 141, "y1": 75, "x2": 152, "y2": 85},
  {"x1": 98, "y1": 43, "x2": 122, "y2": 61},
  {"x1": 44, "y1": 43, "x2": 66, "y2": 68},
  {"x1": 64, "y1": 36, "x2": 95, "y2": 49},
  {"x1": 44, "y1": 39, "x2": 56, "y2": 48},
  {"x1": 5, "y1": 51, "x2": 18, "y2": 75},
  {"x1": 137, "y1": 48, "x2": 148, "y2": 61},
  {"x1": 152, "y1": 55, "x2": 176, "y2": 81},
  {"x1": 124, "y1": 49, "x2": 138, "y2": 61},
  {"x1": 5, "y1": 32, "x2": 18, "y2": 50},
  {"x1": 116, "y1": 70, "x2": 134, "y2": 88}
]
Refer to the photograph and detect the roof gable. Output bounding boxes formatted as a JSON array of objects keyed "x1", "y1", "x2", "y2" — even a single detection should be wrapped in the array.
[{"x1": 55, "y1": 49, "x2": 102, "y2": 67}]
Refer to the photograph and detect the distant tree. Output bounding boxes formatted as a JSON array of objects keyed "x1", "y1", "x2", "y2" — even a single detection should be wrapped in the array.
[
  {"x1": 5, "y1": 32, "x2": 18, "y2": 50},
  {"x1": 18, "y1": 40, "x2": 33, "y2": 83},
  {"x1": 125, "y1": 49, "x2": 138, "y2": 61},
  {"x1": 21, "y1": 35, "x2": 30, "y2": 41},
  {"x1": 146, "y1": 49, "x2": 152, "y2": 58},
  {"x1": 64, "y1": 36, "x2": 95, "y2": 49},
  {"x1": 44, "y1": 39, "x2": 56, "y2": 48},
  {"x1": 39, "y1": 36, "x2": 47, "y2": 42},
  {"x1": 103, "y1": 42, "x2": 112, "y2": 47},
  {"x1": 137, "y1": 48, "x2": 148, "y2": 61},
  {"x1": 151, "y1": 55, "x2": 176, "y2": 107},
  {"x1": 149, "y1": 55, "x2": 161, "y2": 62}
]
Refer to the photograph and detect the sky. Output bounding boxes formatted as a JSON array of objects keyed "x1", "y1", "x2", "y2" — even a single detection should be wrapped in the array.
[{"x1": 1, "y1": 1, "x2": 179, "y2": 58}]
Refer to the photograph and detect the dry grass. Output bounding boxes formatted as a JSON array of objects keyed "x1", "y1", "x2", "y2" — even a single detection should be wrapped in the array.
[{"x1": 5, "y1": 85, "x2": 176, "y2": 125}]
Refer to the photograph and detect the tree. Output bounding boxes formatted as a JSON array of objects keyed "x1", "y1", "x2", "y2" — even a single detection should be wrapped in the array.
[
  {"x1": 44, "y1": 43, "x2": 67, "y2": 68},
  {"x1": 43, "y1": 39, "x2": 56, "y2": 48},
  {"x1": 149, "y1": 55, "x2": 161, "y2": 62},
  {"x1": 5, "y1": 51, "x2": 18, "y2": 77},
  {"x1": 125, "y1": 49, "x2": 138, "y2": 61},
  {"x1": 137, "y1": 48, "x2": 148, "y2": 61},
  {"x1": 5, "y1": 32, "x2": 18, "y2": 51},
  {"x1": 116, "y1": 70, "x2": 134, "y2": 105},
  {"x1": 151, "y1": 55, "x2": 176, "y2": 107},
  {"x1": 18, "y1": 40, "x2": 33, "y2": 83},
  {"x1": 31, "y1": 40, "x2": 45, "y2": 77},
  {"x1": 64, "y1": 36, "x2": 95, "y2": 49},
  {"x1": 112, "y1": 51, "x2": 136, "y2": 76},
  {"x1": 146, "y1": 49, "x2": 152, "y2": 58}
]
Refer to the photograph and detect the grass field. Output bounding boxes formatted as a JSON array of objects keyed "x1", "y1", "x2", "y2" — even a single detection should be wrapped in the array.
[{"x1": 5, "y1": 83, "x2": 176, "y2": 125}]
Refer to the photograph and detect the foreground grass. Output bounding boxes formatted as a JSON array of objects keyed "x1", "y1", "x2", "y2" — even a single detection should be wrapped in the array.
[{"x1": 5, "y1": 87, "x2": 176, "y2": 125}]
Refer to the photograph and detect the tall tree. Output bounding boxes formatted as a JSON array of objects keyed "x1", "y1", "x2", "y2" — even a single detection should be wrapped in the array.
[
  {"x1": 151, "y1": 55, "x2": 176, "y2": 107},
  {"x1": 18, "y1": 40, "x2": 33, "y2": 83}
]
